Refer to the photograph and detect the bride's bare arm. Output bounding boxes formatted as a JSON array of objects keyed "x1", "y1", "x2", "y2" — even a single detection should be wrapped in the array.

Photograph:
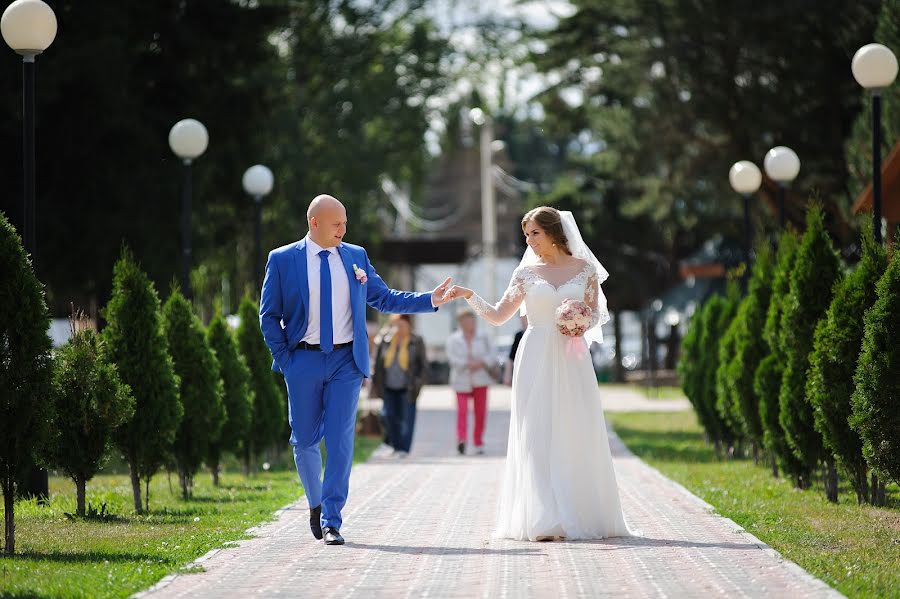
[{"x1": 454, "y1": 269, "x2": 526, "y2": 326}]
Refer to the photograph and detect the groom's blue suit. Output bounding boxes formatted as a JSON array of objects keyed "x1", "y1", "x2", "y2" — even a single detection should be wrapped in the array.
[{"x1": 259, "y1": 237, "x2": 436, "y2": 531}]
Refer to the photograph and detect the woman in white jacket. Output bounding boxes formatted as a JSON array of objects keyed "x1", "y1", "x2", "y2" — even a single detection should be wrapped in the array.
[{"x1": 446, "y1": 309, "x2": 496, "y2": 455}]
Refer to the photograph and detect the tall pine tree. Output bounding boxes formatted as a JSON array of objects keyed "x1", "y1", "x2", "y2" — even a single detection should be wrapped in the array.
[
  {"x1": 779, "y1": 205, "x2": 842, "y2": 495},
  {"x1": 754, "y1": 231, "x2": 805, "y2": 483},
  {"x1": 103, "y1": 248, "x2": 181, "y2": 513},
  {"x1": 237, "y1": 296, "x2": 285, "y2": 472},
  {"x1": 809, "y1": 224, "x2": 886, "y2": 503},
  {"x1": 206, "y1": 310, "x2": 253, "y2": 486},
  {"x1": 0, "y1": 213, "x2": 54, "y2": 554},
  {"x1": 851, "y1": 232, "x2": 900, "y2": 490},
  {"x1": 163, "y1": 288, "x2": 226, "y2": 499},
  {"x1": 729, "y1": 244, "x2": 774, "y2": 461}
]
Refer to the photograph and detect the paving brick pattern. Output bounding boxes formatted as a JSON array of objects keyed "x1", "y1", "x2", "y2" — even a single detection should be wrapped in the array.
[{"x1": 139, "y1": 386, "x2": 841, "y2": 599}]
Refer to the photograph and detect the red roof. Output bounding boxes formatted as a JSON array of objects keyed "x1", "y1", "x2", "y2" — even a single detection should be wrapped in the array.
[{"x1": 853, "y1": 140, "x2": 900, "y2": 222}]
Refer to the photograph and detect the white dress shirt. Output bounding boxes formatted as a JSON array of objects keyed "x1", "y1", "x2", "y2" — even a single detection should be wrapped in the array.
[{"x1": 302, "y1": 236, "x2": 354, "y2": 345}]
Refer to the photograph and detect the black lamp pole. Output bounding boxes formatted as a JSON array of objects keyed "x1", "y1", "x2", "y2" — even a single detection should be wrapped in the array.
[
  {"x1": 180, "y1": 160, "x2": 193, "y2": 298},
  {"x1": 253, "y1": 196, "x2": 263, "y2": 291},
  {"x1": 872, "y1": 91, "x2": 883, "y2": 245},
  {"x1": 21, "y1": 53, "x2": 49, "y2": 502},
  {"x1": 777, "y1": 184, "x2": 786, "y2": 229}
]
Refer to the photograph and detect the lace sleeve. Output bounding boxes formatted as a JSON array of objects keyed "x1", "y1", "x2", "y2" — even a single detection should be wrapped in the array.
[
  {"x1": 465, "y1": 268, "x2": 526, "y2": 326},
  {"x1": 585, "y1": 270, "x2": 610, "y2": 328}
]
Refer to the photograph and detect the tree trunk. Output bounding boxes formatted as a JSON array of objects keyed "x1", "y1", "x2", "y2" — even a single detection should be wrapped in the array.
[
  {"x1": 179, "y1": 470, "x2": 189, "y2": 500},
  {"x1": 129, "y1": 460, "x2": 143, "y2": 514},
  {"x1": 144, "y1": 477, "x2": 150, "y2": 513},
  {"x1": 613, "y1": 310, "x2": 625, "y2": 383},
  {"x1": 3, "y1": 479, "x2": 15, "y2": 554},
  {"x1": 854, "y1": 468, "x2": 870, "y2": 505},
  {"x1": 751, "y1": 442, "x2": 759, "y2": 465},
  {"x1": 823, "y1": 458, "x2": 838, "y2": 503},
  {"x1": 871, "y1": 473, "x2": 886, "y2": 506},
  {"x1": 211, "y1": 461, "x2": 220, "y2": 487},
  {"x1": 75, "y1": 476, "x2": 86, "y2": 517},
  {"x1": 769, "y1": 452, "x2": 778, "y2": 477}
]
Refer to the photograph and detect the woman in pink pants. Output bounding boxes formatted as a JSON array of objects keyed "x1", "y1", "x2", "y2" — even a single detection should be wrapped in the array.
[{"x1": 446, "y1": 309, "x2": 496, "y2": 455}]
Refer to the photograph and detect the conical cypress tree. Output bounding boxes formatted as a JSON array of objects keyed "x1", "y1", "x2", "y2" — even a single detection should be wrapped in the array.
[
  {"x1": 206, "y1": 309, "x2": 253, "y2": 486},
  {"x1": 694, "y1": 281, "x2": 741, "y2": 455},
  {"x1": 237, "y1": 295, "x2": 284, "y2": 472},
  {"x1": 808, "y1": 225, "x2": 886, "y2": 503},
  {"x1": 730, "y1": 244, "x2": 774, "y2": 460},
  {"x1": 851, "y1": 233, "x2": 900, "y2": 490},
  {"x1": 50, "y1": 324, "x2": 135, "y2": 516},
  {"x1": 103, "y1": 248, "x2": 182, "y2": 513},
  {"x1": 0, "y1": 212, "x2": 54, "y2": 554},
  {"x1": 163, "y1": 288, "x2": 226, "y2": 499},
  {"x1": 678, "y1": 303, "x2": 705, "y2": 425},
  {"x1": 779, "y1": 205, "x2": 841, "y2": 492},
  {"x1": 754, "y1": 230, "x2": 805, "y2": 482},
  {"x1": 715, "y1": 310, "x2": 743, "y2": 444}
]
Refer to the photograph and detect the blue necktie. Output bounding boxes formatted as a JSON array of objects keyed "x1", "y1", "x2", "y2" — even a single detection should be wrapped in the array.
[{"x1": 318, "y1": 249, "x2": 333, "y2": 353}]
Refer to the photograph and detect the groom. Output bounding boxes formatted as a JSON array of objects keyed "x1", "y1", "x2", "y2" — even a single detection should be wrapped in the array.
[{"x1": 259, "y1": 194, "x2": 453, "y2": 546}]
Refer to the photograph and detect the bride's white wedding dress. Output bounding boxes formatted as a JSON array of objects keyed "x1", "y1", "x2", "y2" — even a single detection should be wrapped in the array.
[{"x1": 467, "y1": 260, "x2": 636, "y2": 541}]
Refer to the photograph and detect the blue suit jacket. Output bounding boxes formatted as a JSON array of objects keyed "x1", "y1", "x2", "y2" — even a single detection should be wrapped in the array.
[{"x1": 259, "y1": 239, "x2": 437, "y2": 377}]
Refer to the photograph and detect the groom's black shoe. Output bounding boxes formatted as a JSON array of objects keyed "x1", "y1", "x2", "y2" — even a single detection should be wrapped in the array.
[
  {"x1": 309, "y1": 505, "x2": 323, "y2": 540},
  {"x1": 323, "y1": 527, "x2": 345, "y2": 546}
]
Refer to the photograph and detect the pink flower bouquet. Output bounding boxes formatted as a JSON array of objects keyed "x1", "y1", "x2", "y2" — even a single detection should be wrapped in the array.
[{"x1": 555, "y1": 299, "x2": 593, "y2": 356}]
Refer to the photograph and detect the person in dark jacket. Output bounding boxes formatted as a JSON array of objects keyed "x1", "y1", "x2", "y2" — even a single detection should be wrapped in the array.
[{"x1": 370, "y1": 314, "x2": 428, "y2": 456}]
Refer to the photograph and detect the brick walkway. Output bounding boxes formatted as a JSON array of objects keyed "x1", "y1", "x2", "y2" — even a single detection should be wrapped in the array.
[{"x1": 139, "y1": 386, "x2": 841, "y2": 599}]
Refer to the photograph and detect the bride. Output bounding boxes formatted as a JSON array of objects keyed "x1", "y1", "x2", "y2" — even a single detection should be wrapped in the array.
[{"x1": 446, "y1": 206, "x2": 637, "y2": 542}]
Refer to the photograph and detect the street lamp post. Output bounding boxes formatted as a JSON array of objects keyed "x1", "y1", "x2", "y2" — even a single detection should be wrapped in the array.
[
  {"x1": 2, "y1": 0, "x2": 58, "y2": 505},
  {"x1": 763, "y1": 146, "x2": 800, "y2": 229},
  {"x1": 729, "y1": 160, "x2": 762, "y2": 276},
  {"x1": 1, "y1": 0, "x2": 57, "y2": 262},
  {"x1": 852, "y1": 43, "x2": 898, "y2": 245},
  {"x1": 663, "y1": 308, "x2": 681, "y2": 370},
  {"x1": 168, "y1": 119, "x2": 209, "y2": 298},
  {"x1": 242, "y1": 165, "x2": 274, "y2": 292},
  {"x1": 469, "y1": 108, "x2": 497, "y2": 324}
]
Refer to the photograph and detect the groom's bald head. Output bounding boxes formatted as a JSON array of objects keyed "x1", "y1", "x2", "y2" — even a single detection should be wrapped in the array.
[{"x1": 307, "y1": 194, "x2": 348, "y2": 248}]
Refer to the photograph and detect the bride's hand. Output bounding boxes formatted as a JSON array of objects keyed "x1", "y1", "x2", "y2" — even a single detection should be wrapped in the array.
[{"x1": 447, "y1": 285, "x2": 474, "y2": 300}]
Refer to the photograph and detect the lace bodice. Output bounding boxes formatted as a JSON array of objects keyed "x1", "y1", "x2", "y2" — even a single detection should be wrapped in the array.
[{"x1": 466, "y1": 262, "x2": 609, "y2": 334}]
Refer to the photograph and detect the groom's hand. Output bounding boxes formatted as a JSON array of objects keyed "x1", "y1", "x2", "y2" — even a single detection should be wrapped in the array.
[{"x1": 431, "y1": 277, "x2": 453, "y2": 306}]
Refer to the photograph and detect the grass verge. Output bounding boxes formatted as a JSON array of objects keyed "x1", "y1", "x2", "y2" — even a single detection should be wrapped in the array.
[
  {"x1": 0, "y1": 436, "x2": 380, "y2": 599},
  {"x1": 606, "y1": 410, "x2": 900, "y2": 598}
]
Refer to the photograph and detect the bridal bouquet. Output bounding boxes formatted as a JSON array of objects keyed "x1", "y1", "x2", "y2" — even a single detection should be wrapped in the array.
[{"x1": 555, "y1": 300, "x2": 592, "y2": 357}]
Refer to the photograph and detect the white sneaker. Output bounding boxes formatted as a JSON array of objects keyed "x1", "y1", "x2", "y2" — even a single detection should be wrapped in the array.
[
  {"x1": 373, "y1": 443, "x2": 394, "y2": 458},
  {"x1": 395, "y1": 450, "x2": 409, "y2": 458}
]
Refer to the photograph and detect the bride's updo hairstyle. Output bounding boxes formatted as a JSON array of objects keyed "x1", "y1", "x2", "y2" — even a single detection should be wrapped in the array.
[{"x1": 521, "y1": 206, "x2": 571, "y2": 255}]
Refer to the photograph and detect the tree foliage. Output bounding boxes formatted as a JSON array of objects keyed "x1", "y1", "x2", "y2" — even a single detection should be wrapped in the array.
[
  {"x1": 163, "y1": 288, "x2": 226, "y2": 499},
  {"x1": 0, "y1": 1, "x2": 454, "y2": 318},
  {"x1": 851, "y1": 232, "x2": 900, "y2": 487},
  {"x1": 206, "y1": 309, "x2": 253, "y2": 485},
  {"x1": 0, "y1": 212, "x2": 54, "y2": 554},
  {"x1": 49, "y1": 326, "x2": 134, "y2": 516},
  {"x1": 729, "y1": 244, "x2": 774, "y2": 447},
  {"x1": 808, "y1": 225, "x2": 886, "y2": 502},
  {"x1": 237, "y1": 296, "x2": 284, "y2": 469},
  {"x1": 102, "y1": 248, "x2": 181, "y2": 512},
  {"x1": 778, "y1": 205, "x2": 842, "y2": 484},
  {"x1": 754, "y1": 231, "x2": 805, "y2": 483}
]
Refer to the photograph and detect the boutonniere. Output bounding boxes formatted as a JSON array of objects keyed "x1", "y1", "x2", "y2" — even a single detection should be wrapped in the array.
[{"x1": 352, "y1": 264, "x2": 368, "y2": 284}]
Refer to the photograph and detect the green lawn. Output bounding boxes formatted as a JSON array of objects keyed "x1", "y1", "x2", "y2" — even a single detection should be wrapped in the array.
[
  {"x1": 606, "y1": 411, "x2": 900, "y2": 599},
  {"x1": 0, "y1": 436, "x2": 380, "y2": 599},
  {"x1": 599, "y1": 383, "x2": 687, "y2": 400}
]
